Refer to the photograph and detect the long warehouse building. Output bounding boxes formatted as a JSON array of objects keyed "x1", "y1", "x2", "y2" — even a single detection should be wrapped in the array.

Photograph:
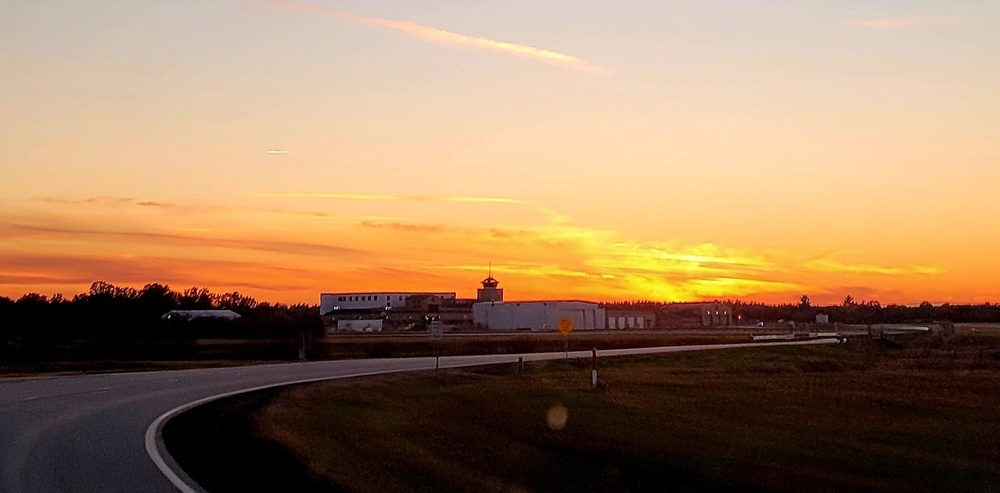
[
  {"x1": 320, "y1": 292, "x2": 456, "y2": 315},
  {"x1": 473, "y1": 301, "x2": 605, "y2": 331}
]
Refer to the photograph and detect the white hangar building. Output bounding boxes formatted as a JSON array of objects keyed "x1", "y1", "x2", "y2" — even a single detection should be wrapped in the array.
[
  {"x1": 473, "y1": 301, "x2": 606, "y2": 331},
  {"x1": 320, "y1": 292, "x2": 456, "y2": 315}
]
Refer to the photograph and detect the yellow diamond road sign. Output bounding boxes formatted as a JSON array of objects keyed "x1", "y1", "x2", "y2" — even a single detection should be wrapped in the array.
[{"x1": 557, "y1": 317, "x2": 574, "y2": 336}]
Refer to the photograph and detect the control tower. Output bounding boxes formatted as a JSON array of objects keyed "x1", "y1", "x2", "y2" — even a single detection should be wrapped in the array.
[{"x1": 476, "y1": 266, "x2": 504, "y2": 303}]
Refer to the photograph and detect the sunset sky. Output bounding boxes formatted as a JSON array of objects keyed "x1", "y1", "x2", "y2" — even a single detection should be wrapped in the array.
[{"x1": 2, "y1": 0, "x2": 998, "y2": 305}]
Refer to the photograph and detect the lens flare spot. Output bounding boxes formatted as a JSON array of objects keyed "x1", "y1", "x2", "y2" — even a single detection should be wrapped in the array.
[{"x1": 546, "y1": 404, "x2": 568, "y2": 431}]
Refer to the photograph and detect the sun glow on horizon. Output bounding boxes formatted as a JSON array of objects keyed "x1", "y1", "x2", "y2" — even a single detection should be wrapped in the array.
[{"x1": 0, "y1": 193, "x2": 972, "y2": 306}]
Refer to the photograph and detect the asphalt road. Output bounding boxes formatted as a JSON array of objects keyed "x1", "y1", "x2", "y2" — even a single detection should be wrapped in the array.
[{"x1": 0, "y1": 339, "x2": 838, "y2": 493}]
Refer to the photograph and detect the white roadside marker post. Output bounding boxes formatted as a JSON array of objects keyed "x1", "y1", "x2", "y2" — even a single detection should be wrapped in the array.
[{"x1": 591, "y1": 347, "x2": 598, "y2": 388}]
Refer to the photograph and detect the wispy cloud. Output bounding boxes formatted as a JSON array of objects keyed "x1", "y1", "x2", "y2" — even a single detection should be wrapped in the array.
[
  {"x1": 846, "y1": 15, "x2": 966, "y2": 30},
  {"x1": 802, "y1": 257, "x2": 944, "y2": 276},
  {"x1": 265, "y1": 149, "x2": 290, "y2": 155},
  {"x1": 256, "y1": 191, "x2": 525, "y2": 205},
  {"x1": 32, "y1": 194, "x2": 373, "y2": 221},
  {"x1": 34, "y1": 196, "x2": 135, "y2": 207},
  {"x1": 2, "y1": 196, "x2": 955, "y2": 304},
  {"x1": 264, "y1": 0, "x2": 613, "y2": 76},
  {"x1": 0, "y1": 250, "x2": 327, "y2": 294},
  {"x1": 3, "y1": 223, "x2": 366, "y2": 259},
  {"x1": 32, "y1": 196, "x2": 222, "y2": 213},
  {"x1": 360, "y1": 221, "x2": 447, "y2": 234},
  {"x1": 348, "y1": 216, "x2": 952, "y2": 302}
]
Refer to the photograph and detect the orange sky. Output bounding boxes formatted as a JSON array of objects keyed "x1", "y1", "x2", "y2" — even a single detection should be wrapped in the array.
[{"x1": 1, "y1": 1, "x2": 998, "y2": 305}]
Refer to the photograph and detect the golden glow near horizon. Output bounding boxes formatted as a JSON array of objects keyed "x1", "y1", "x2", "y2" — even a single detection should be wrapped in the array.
[{"x1": 1, "y1": 1, "x2": 998, "y2": 305}]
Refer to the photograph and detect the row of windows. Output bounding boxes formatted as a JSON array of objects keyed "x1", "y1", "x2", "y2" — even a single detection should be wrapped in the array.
[{"x1": 337, "y1": 295, "x2": 405, "y2": 302}]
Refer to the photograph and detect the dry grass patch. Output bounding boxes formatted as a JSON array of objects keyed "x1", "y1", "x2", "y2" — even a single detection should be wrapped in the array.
[{"x1": 255, "y1": 337, "x2": 1000, "y2": 492}]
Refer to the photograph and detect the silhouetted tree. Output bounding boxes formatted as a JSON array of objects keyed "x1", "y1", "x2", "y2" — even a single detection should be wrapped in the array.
[
  {"x1": 0, "y1": 296, "x2": 15, "y2": 342},
  {"x1": 177, "y1": 287, "x2": 212, "y2": 310},
  {"x1": 212, "y1": 291, "x2": 257, "y2": 312}
]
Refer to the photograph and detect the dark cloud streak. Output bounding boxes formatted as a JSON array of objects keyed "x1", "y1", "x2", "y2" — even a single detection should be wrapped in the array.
[{"x1": 4, "y1": 223, "x2": 366, "y2": 258}]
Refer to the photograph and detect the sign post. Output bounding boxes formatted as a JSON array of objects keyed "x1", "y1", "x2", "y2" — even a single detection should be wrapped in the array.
[
  {"x1": 428, "y1": 318, "x2": 443, "y2": 371},
  {"x1": 557, "y1": 317, "x2": 574, "y2": 358}
]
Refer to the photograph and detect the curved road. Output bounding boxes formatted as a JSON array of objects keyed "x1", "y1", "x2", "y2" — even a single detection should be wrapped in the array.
[{"x1": 0, "y1": 339, "x2": 837, "y2": 493}]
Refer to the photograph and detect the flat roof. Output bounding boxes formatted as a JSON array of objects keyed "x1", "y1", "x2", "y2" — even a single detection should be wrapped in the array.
[
  {"x1": 321, "y1": 292, "x2": 455, "y2": 295},
  {"x1": 473, "y1": 300, "x2": 599, "y2": 306}
]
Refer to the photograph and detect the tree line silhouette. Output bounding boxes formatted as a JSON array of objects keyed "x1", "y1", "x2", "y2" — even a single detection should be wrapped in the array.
[
  {"x1": 603, "y1": 297, "x2": 1000, "y2": 326},
  {"x1": 1, "y1": 281, "x2": 321, "y2": 345},
  {"x1": 4, "y1": 282, "x2": 999, "y2": 347}
]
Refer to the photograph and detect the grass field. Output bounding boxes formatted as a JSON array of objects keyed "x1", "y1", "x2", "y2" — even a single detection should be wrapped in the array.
[{"x1": 251, "y1": 331, "x2": 1000, "y2": 492}]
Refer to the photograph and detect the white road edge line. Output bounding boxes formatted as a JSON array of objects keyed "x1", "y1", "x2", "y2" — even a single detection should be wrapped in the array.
[
  {"x1": 144, "y1": 366, "x2": 434, "y2": 493},
  {"x1": 145, "y1": 339, "x2": 840, "y2": 493}
]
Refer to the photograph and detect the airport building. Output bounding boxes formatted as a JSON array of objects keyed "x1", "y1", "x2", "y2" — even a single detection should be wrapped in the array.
[
  {"x1": 473, "y1": 301, "x2": 606, "y2": 331},
  {"x1": 471, "y1": 273, "x2": 604, "y2": 331},
  {"x1": 319, "y1": 292, "x2": 460, "y2": 333},
  {"x1": 323, "y1": 273, "x2": 722, "y2": 333},
  {"x1": 476, "y1": 270, "x2": 503, "y2": 303},
  {"x1": 320, "y1": 292, "x2": 456, "y2": 314},
  {"x1": 658, "y1": 302, "x2": 734, "y2": 327},
  {"x1": 335, "y1": 318, "x2": 384, "y2": 332},
  {"x1": 605, "y1": 308, "x2": 655, "y2": 330},
  {"x1": 161, "y1": 309, "x2": 242, "y2": 322}
]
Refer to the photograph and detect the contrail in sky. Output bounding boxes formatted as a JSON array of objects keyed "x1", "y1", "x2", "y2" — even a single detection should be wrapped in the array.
[{"x1": 265, "y1": 0, "x2": 613, "y2": 76}]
